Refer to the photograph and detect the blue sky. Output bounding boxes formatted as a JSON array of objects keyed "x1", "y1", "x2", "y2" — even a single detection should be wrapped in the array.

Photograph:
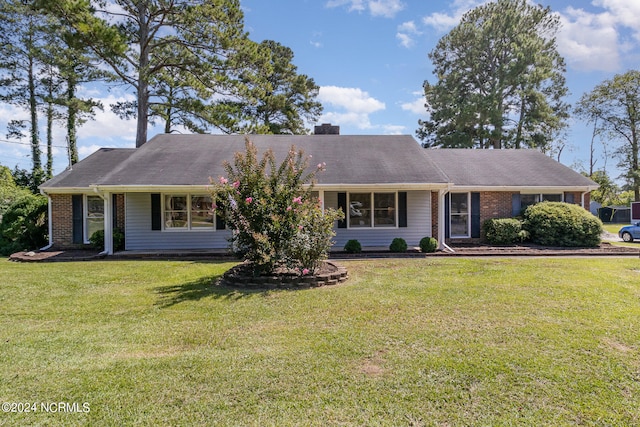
[{"x1": 1, "y1": 0, "x2": 639, "y2": 181}]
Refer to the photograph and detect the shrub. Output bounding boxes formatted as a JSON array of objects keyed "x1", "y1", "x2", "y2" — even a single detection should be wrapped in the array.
[
  {"x1": 419, "y1": 237, "x2": 438, "y2": 253},
  {"x1": 523, "y1": 201, "x2": 602, "y2": 247},
  {"x1": 483, "y1": 218, "x2": 528, "y2": 245},
  {"x1": 210, "y1": 139, "x2": 344, "y2": 275},
  {"x1": 89, "y1": 228, "x2": 125, "y2": 251},
  {"x1": 0, "y1": 193, "x2": 48, "y2": 255},
  {"x1": 389, "y1": 237, "x2": 408, "y2": 252},
  {"x1": 343, "y1": 239, "x2": 362, "y2": 253}
]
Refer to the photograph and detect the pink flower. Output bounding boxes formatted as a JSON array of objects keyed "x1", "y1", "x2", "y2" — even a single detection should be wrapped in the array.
[
  {"x1": 232, "y1": 181, "x2": 240, "y2": 189},
  {"x1": 245, "y1": 197, "x2": 253, "y2": 204},
  {"x1": 286, "y1": 206, "x2": 292, "y2": 211},
  {"x1": 292, "y1": 196, "x2": 302, "y2": 204},
  {"x1": 298, "y1": 225, "x2": 303, "y2": 230},
  {"x1": 219, "y1": 176, "x2": 228, "y2": 185},
  {"x1": 211, "y1": 203, "x2": 218, "y2": 211},
  {"x1": 302, "y1": 268, "x2": 310, "y2": 275}
]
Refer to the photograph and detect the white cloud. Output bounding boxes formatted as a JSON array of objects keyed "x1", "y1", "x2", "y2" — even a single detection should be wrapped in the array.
[
  {"x1": 556, "y1": 7, "x2": 621, "y2": 72},
  {"x1": 396, "y1": 21, "x2": 421, "y2": 48},
  {"x1": 401, "y1": 93, "x2": 427, "y2": 115},
  {"x1": 318, "y1": 86, "x2": 385, "y2": 130},
  {"x1": 325, "y1": 0, "x2": 404, "y2": 18},
  {"x1": 76, "y1": 92, "x2": 137, "y2": 144},
  {"x1": 422, "y1": 0, "x2": 485, "y2": 32}
]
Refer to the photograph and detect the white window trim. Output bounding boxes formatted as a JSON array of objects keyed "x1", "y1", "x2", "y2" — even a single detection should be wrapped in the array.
[
  {"x1": 449, "y1": 192, "x2": 470, "y2": 238},
  {"x1": 346, "y1": 192, "x2": 398, "y2": 230},
  {"x1": 84, "y1": 194, "x2": 105, "y2": 243},
  {"x1": 162, "y1": 193, "x2": 216, "y2": 232}
]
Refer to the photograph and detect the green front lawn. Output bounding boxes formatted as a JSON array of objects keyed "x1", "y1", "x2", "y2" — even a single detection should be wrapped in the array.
[{"x1": 1, "y1": 258, "x2": 639, "y2": 426}]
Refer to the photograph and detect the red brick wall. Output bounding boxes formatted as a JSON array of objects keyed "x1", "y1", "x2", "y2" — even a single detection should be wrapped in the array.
[
  {"x1": 431, "y1": 191, "x2": 438, "y2": 238},
  {"x1": 49, "y1": 193, "x2": 126, "y2": 249},
  {"x1": 49, "y1": 194, "x2": 83, "y2": 249},
  {"x1": 479, "y1": 191, "x2": 516, "y2": 221}
]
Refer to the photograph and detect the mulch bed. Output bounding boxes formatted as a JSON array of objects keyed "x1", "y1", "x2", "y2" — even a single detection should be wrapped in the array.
[
  {"x1": 8, "y1": 242, "x2": 639, "y2": 263},
  {"x1": 217, "y1": 261, "x2": 349, "y2": 289}
]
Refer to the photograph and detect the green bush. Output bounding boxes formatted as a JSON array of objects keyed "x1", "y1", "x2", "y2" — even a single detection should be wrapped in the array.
[
  {"x1": 89, "y1": 228, "x2": 126, "y2": 251},
  {"x1": 419, "y1": 237, "x2": 438, "y2": 253},
  {"x1": 0, "y1": 193, "x2": 48, "y2": 255},
  {"x1": 343, "y1": 239, "x2": 362, "y2": 253},
  {"x1": 523, "y1": 201, "x2": 602, "y2": 247},
  {"x1": 483, "y1": 218, "x2": 529, "y2": 245},
  {"x1": 389, "y1": 237, "x2": 408, "y2": 253},
  {"x1": 210, "y1": 139, "x2": 343, "y2": 275}
]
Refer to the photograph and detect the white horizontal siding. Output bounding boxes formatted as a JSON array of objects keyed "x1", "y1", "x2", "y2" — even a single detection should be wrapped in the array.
[
  {"x1": 125, "y1": 193, "x2": 231, "y2": 250},
  {"x1": 325, "y1": 191, "x2": 431, "y2": 249}
]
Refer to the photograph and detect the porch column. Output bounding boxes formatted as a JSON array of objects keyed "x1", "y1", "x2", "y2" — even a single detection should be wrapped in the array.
[
  {"x1": 103, "y1": 191, "x2": 113, "y2": 255},
  {"x1": 438, "y1": 189, "x2": 447, "y2": 251}
]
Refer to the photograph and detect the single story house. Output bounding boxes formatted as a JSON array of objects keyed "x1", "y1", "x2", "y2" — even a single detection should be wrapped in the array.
[{"x1": 39, "y1": 126, "x2": 597, "y2": 254}]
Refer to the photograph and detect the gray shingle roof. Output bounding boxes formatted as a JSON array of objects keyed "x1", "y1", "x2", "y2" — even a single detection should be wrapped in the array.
[
  {"x1": 41, "y1": 134, "x2": 449, "y2": 188},
  {"x1": 423, "y1": 149, "x2": 596, "y2": 187},
  {"x1": 40, "y1": 135, "x2": 596, "y2": 190}
]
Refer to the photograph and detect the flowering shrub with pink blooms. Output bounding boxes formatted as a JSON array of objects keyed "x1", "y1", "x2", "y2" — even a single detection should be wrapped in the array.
[{"x1": 209, "y1": 139, "x2": 343, "y2": 275}]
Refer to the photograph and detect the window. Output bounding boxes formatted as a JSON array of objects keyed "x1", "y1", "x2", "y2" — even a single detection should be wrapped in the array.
[
  {"x1": 85, "y1": 195, "x2": 104, "y2": 242},
  {"x1": 164, "y1": 194, "x2": 214, "y2": 230},
  {"x1": 347, "y1": 192, "x2": 396, "y2": 228},
  {"x1": 521, "y1": 193, "x2": 563, "y2": 212},
  {"x1": 450, "y1": 193, "x2": 469, "y2": 237}
]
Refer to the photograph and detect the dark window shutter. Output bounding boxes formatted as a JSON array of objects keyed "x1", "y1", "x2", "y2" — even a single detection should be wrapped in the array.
[
  {"x1": 511, "y1": 193, "x2": 521, "y2": 217},
  {"x1": 471, "y1": 192, "x2": 481, "y2": 238},
  {"x1": 216, "y1": 214, "x2": 226, "y2": 230},
  {"x1": 445, "y1": 193, "x2": 450, "y2": 238},
  {"x1": 398, "y1": 192, "x2": 407, "y2": 228},
  {"x1": 151, "y1": 193, "x2": 161, "y2": 230},
  {"x1": 72, "y1": 195, "x2": 83, "y2": 244},
  {"x1": 565, "y1": 193, "x2": 575, "y2": 204},
  {"x1": 337, "y1": 192, "x2": 347, "y2": 228}
]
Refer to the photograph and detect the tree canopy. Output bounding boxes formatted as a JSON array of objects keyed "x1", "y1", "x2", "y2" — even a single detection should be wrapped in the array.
[
  {"x1": 575, "y1": 70, "x2": 640, "y2": 201},
  {"x1": 417, "y1": 0, "x2": 568, "y2": 150}
]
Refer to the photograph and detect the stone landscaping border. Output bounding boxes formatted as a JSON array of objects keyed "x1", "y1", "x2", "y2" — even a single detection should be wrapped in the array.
[{"x1": 217, "y1": 261, "x2": 349, "y2": 289}]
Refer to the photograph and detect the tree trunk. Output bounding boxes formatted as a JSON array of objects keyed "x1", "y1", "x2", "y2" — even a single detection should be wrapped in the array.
[
  {"x1": 136, "y1": 2, "x2": 150, "y2": 148},
  {"x1": 67, "y1": 79, "x2": 78, "y2": 164},
  {"x1": 28, "y1": 45, "x2": 42, "y2": 183}
]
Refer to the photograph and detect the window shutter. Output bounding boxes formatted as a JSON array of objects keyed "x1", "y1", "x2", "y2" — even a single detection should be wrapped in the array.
[
  {"x1": 398, "y1": 192, "x2": 407, "y2": 228},
  {"x1": 72, "y1": 195, "x2": 83, "y2": 244},
  {"x1": 337, "y1": 192, "x2": 347, "y2": 228},
  {"x1": 444, "y1": 193, "x2": 450, "y2": 238},
  {"x1": 511, "y1": 193, "x2": 521, "y2": 216},
  {"x1": 565, "y1": 193, "x2": 575, "y2": 204},
  {"x1": 151, "y1": 193, "x2": 161, "y2": 230},
  {"x1": 471, "y1": 192, "x2": 481, "y2": 238},
  {"x1": 216, "y1": 214, "x2": 226, "y2": 230}
]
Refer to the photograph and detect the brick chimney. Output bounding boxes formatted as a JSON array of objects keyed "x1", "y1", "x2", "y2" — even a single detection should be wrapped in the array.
[{"x1": 314, "y1": 123, "x2": 340, "y2": 135}]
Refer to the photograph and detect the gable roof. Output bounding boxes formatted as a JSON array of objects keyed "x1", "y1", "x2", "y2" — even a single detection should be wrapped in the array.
[
  {"x1": 41, "y1": 134, "x2": 450, "y2": 190},
  {"x1": 423, "y1": 149, "x2": 596, "y2": 188}
]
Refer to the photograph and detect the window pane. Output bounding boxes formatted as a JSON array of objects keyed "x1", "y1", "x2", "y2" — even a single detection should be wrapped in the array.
[
  {"x1": 451, "y1": 214, "x2": 468, "y2": 236},
  {"x1": 450, "y1": 193, "x2": 469, "y2": 237},
  {"x1": 450, "y1": 193, "x2": 468, "y2": 213},
  {"x1": 165, "y1": 195, "x2": 188, "y2": 228},
  {"x1": 521, "y1": 194, "x2": 539, "y2": 211},
  {"x1": 542, "y1": 194, "x2": 562, "y2": 202},
  {"x1": 191, "y1": 195, "x2": 214, "y2": 228},
  {"x1": 374, "y1": 193, "x2": 396, "y2": 227},
  {"x1": 349, "y1": 193, "x2": 371, "y2": 227},
  {"x1": 86, "y1": 196, "x2": 104, "y2": 240}
]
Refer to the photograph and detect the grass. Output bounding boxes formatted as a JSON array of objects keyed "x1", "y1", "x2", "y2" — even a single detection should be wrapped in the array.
[{"x1": 1, "y1": 257, "x2": 640, "y2": 426}]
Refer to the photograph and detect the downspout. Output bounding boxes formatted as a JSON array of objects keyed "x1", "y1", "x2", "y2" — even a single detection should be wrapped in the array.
[{"x1": 39, "y1": 190, "x2": 54, "y2": 251}]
